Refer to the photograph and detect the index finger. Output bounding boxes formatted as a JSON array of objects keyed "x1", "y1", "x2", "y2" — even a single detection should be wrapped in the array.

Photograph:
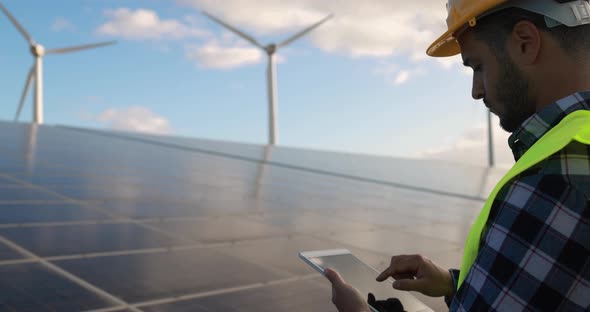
[
  {"x1": 376, "y1": 256, "x2": 420, "y2": 282},
  {"x1": 376, "y1": 266, "x2": 393, "y2": 282}
]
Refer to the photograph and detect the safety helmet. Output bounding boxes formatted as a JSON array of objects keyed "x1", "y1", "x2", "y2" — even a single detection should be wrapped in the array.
[{"x1": 427, "y1": 0, "x2": 590, "y2": 57}]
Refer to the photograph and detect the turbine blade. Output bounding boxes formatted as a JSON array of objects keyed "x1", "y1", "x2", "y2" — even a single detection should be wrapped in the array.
[
  {"x1": 15, "y1": 65, "x2": 35, "y2": 122},
  {"x1": 46, "y1": 40, "x2": 117, "y2": 55},
  {"x1": 202, "y1": 11, "x2": 264, "y2": 49},
  {"x1": 278, "y1": 14, "x2": 333, "y2": 48},
  {"x1": 0, "y1": 1, "x2": 34, "y2": 45}
]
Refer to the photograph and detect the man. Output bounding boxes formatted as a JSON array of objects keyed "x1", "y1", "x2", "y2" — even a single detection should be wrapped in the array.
[{"x1": 326, "y1": 0, "x2": 590, "y2": 311}]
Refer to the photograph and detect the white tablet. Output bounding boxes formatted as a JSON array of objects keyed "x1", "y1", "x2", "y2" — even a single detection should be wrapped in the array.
[{"x1": 299, "y1": 249, "x2": 433, "y2": 312}]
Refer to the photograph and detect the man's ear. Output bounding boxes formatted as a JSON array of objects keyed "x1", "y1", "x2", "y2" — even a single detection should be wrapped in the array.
[{"x1": 507, "y1": 20, "x2": 542, "y2": 65}]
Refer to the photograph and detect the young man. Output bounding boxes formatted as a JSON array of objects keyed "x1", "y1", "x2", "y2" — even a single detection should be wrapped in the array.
[{"x1": 326, "y1": 0, "x2": 590, "y2": 311}]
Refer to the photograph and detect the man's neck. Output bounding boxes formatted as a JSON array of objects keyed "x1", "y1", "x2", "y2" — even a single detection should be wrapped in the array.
[{"x1": 534, "y1": 61, "x2": 590, "y2": 112}]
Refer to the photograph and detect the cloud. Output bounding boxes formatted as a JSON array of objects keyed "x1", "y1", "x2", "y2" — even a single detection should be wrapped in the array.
[
  {"x1": 394, "y1": 70, "x2": 410, "y2": 85},
  {"x1": 185, "y1": 36, "x2": 263, "y2": 69},
  {"x1": 93, "y1": 2, "x2": 465, "y2": 80},
  {"x1": 373, "y1": 60, "x2": 427, "y2": 86},
  {"x1": 52, "y1": 17, "x2": 76, "y2": 32},
  {"x1": 91, "y1": 1, "x2": 465, "y2": 82},
  {"x1": 416, "y1": 115, "x2": 515, "y2": 167},
  {"x1": 96, "y1": 106, "x2": 172, "y2": 134},
  {"x1": 178, "y1": 0, "x2": 447, "y2": 59},
  {"x1": 177, "y1": 0, "x2": 470, "y2": 84},
  {"x1": 434, "y1": 55, "x2": 463, "y2": 69},
  {"x1": 97, "y1": 8, "x2": 208, "y2": 40}
]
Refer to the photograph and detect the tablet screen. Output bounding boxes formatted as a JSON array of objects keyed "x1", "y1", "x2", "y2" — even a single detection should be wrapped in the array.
[{"x1": 308, "y1": 253, "x2": 433, "y2": 312}]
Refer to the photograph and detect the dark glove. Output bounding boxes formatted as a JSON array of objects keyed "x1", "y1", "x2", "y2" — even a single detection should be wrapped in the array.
[{"x1": 367, "y1": 293, "x2": 406, "y2": 312}]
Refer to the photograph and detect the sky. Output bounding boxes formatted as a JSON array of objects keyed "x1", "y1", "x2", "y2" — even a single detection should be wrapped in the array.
[{"x1": 0, "y1": 0, "x2": 515, "y2": 167}]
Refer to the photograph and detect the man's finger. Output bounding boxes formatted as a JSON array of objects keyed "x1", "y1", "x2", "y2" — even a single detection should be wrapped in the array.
[
  {"x1": 377, "y1": 270, "x2": 414, "y2": 281},
  {"x1": 324, "y1": 268, "x2": 345, "y2": 286},
  {"x1": 376, "y1": 267, "x2": 392, "y2": 282},
  {"x1": 377, "y1": 256, "x2": 421, "y2": 282}
]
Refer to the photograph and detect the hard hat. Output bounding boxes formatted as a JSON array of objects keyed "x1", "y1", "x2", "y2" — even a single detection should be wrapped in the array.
[{"x1": 427, "y1": 0, "x2": 590, "y2": 57}]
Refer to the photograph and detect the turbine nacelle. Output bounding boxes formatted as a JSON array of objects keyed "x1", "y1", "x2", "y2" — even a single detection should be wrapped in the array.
[
  {"x1": 31, "y1": 44, "x2": 45, "y2": 57},
  {"x1": 265, "y1": 44, "x2": 277, "y2": 55}
]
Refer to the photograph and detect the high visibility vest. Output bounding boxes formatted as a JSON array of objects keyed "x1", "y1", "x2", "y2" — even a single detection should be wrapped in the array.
[{"x1": 458, "y1": 110, "x2": 590, "y2": 289}]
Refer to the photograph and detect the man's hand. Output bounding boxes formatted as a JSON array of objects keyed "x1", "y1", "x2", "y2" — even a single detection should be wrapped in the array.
[
  {"x1": 376, "y1": 254, "x2": 453, "y2": 297},
  {"x1": 324, "y1": 268, "x2": 371, "y2": 312}
]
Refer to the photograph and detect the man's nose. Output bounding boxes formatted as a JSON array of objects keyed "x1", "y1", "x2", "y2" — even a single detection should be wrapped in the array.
[{"x1": 472, "y1": 76, "x2": 484, "y2": 100}]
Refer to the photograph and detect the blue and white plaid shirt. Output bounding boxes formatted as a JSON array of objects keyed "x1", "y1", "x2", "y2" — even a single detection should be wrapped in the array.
[{"x1": 447, "y1": 92, "x2": 590, "y2": 311}]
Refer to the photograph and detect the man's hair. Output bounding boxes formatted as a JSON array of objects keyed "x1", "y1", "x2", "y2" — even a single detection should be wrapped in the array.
[{"x1": 473, "y1": 7, "x2": 590, "y2": 58}]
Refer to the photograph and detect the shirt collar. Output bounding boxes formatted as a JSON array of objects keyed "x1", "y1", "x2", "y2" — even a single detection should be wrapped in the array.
[{"x1": 508, "y1": 91, "x2": 590, "y2": 161}]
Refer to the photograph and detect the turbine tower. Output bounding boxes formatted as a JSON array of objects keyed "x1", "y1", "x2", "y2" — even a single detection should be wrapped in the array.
[
  {"x1": 203, "y1": 11, "x2": 333, "y2": 145},
  {"x1": 0, "y1": 2, "x2": 116, "y2": 124}
]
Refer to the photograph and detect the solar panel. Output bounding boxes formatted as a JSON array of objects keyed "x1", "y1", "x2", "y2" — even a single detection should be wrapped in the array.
[
  {"x1": 80, "y1": 125, "x2": 507, "y2": 201},
  {"x1": 140, "y1": 278, "x2": 334, "y2": 312},
  {"x1": 0, "y1": 122, "x2": 507, "y2": 311},
  {"x1": 0, "y1": 223, "x2": 184, "y2": 257},
  {"x1": 0, "y1": 263, "x2": 117, "y2": 311}
]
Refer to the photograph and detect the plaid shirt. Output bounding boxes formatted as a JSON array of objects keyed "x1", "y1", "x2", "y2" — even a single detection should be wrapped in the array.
[{"x1": 447, "y1": 92, "x2": 590, "y2": 311}]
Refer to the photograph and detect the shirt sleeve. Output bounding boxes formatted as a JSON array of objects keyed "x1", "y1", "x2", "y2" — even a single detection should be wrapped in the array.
[{"x1": 448, "y1": 171, "x2": 590, "y2": 311}]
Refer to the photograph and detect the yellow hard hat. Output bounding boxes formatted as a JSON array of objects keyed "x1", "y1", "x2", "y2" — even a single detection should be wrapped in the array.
[
  {"x1": 427, "y1": 0, "x2": 590, "y2": 57},
  {"x1": 427, "y1": 0, "x2": 509, "y2": 57}
]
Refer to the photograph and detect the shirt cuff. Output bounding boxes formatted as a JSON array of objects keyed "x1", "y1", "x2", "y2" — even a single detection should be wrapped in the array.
[{"x1": 444, "y1": 269, "x2": 460, "y2": 307}]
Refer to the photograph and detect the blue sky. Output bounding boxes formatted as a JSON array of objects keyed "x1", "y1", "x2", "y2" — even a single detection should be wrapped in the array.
[{"x1": 0, "y1": 0, "x2": 515, "y2": 166}]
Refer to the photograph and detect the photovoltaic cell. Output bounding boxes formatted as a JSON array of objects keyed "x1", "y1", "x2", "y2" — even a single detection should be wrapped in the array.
[
  {"x1": 0, "y1": 186, "x2": 62, "y2": 201},
  {"x1": 54, "y1": 248, "x2": 289, "y2": 303},
  {"x1": 90, "y1": 199, "x2": 209, "y2": 218},
  {"x1": 0, "y1": 222, "x2": 188, "y2": 257},
  {"x1": 0, "y1": 263, "x2": 116, "y2": 311},
  {"x1": 149, "y1": 217, "x2": 289, "y2": 243},
  {"x1": 0, "y1": 203, "x2": 109, "y2": 224},
  {"x1": 140, "y1": 278, "x2": 334, "y2": 312}
]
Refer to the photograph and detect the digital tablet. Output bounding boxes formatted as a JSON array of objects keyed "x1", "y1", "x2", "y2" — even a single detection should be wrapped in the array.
[{"x1": 299, "y1": 249, "x2": 433, "y2": 312}]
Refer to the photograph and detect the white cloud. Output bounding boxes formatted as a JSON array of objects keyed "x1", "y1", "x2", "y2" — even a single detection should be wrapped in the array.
[
  {"x1": 185, "y1": 38, "x2": 262, "y2": 69},
  {"x1": 177, "y1": 0, "x2": 469, "y2": 84},
  {"x1": 373, "y1": 60, "x2": 427, "y2": 86},
  {"x1": 178, "y1": 0, "x2": 447, "y2": 59},
  {"x1": 97, "y1": 106, "x2": 171, "y2": 135},
  {"x1": 416, "y1": 115, "x2": 515, "y2": 167},
  {"x1": 92, "y1": 2, "x2": 464, "y2": 83},
  {"x1": 97, "y1": 8, "x2": 208, "y2": 40},
  {"x1": 435, "y1": 55, "x2": 463, "y2": 69},
  {"x1": 52, "y1": 17, "x2": 76, "y2": 32},
  {"x1": 394, "y1": 70, "x2": 410, "y2": 85}
]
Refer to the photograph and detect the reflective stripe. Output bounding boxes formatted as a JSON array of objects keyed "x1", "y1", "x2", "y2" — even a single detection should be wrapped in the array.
[{"x1": 458, "y1": 110, "x2": 590, "y2": 289}]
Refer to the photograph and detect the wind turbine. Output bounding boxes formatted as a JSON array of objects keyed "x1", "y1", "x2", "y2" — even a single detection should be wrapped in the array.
[
  {"x1": 0, "y1": 2, "x2": 116, "y2": 124},
  {"x1": 203, "y1": 11, "x2": 333, "y2": 145}
]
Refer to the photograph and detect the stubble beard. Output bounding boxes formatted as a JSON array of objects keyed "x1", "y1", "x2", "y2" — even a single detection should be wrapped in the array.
[{"x1": 495, "y1": 56, "x2": 537, "y2": 133}]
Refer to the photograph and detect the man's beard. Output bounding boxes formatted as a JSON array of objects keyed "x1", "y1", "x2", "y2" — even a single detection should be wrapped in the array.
[{"x1": 494, "y1": 56, "x2": 536, "y2": 133}]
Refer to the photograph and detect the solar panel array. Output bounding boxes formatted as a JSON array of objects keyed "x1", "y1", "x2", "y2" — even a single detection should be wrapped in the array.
[{"x1": 0, "y1": 122, "x2": 507, "y2": 311}]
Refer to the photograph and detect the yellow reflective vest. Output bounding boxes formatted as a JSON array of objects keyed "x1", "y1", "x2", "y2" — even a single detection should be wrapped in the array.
[{"x1": 458, "y1": 110, "x2": 590, "y2": 289}]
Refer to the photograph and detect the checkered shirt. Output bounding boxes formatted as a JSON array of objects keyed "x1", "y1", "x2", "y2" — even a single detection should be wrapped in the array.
[{"x1": 447, "y1": 91, "x2": 590, "y2": 311}]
